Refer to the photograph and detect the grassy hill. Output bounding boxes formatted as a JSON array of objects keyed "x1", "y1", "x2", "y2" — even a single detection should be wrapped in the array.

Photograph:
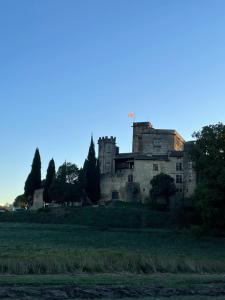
[{"x1": 0, "y1": 203, "x2": 173, "y2": 228}]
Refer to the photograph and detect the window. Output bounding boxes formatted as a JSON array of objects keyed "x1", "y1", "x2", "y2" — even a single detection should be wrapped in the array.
[
  {"x1": 188, "y1": 162, "x2": 193, "y2": 169},
  {"x1": 176, "y1": 175, "x2": 183, "y2": 183},
  {"x1": 112, "y1": 190, "x2": 119, "y2": 200},
  {"x1": 128, "y1": 174, "x2": 133, "y2": 182},
  {"x1": 130, "y1": 162, "x2": 134, "y2": 169},
  {"x1": 176, "y1": 162, "x2": 182, "y2": 171},
  {"x1": 153, "y1": 139, "x2": 161, "y2": 146},
  {"x1": 153, "y1": 164, "x2": 159, "y2": 171}
]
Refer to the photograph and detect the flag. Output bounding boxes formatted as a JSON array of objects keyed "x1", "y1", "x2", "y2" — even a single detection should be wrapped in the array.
[{"x1": 128, "y1": 112, "x2": 135, "y2": 118}]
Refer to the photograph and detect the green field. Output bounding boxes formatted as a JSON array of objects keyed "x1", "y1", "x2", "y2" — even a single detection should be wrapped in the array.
[
  {"x1": 0, "y1": 273, "x2": 225, "y2": 286},
  {"x1": 0, "y1": 221, "x2": 225, "y2": 275},
  {"x1": 0, "y1": 204, "x2": 172, "y2": 228},
  {"x1": 0, "y1": 209, "x2": 225, "y2": 299}
]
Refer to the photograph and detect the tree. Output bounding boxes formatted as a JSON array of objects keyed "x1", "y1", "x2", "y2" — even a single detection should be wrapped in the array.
[
  {"x1": 150, "y1": 173, "x2": 176, "y2": 209},
  {"x1": 78, "y1": 166, "x2": 86, "y2": 190},
  {"x1": 43, "y1": 159, "x2": 56, "y2": 203},
  {"x1": 96, "y1": 159, "x2": 101, "y2": 201},
  {"x1": 49, "y1": 162, "x2": 80, "y2": 205},
  {"x1": 13, "y1": 194, "x2": 27, "y2": 208},
  {"x1": 191, "y1": 123, "x2": 225, "y2": 229},
  {"x1": 24, "y1": 148, "x2": 41, "y2": 206},
  {"x1": 83, "y1": 137, "x2": 101, "y2": 204},
  {"x1": 57, "y1": 162, "x2": 79, "y2": 184}
]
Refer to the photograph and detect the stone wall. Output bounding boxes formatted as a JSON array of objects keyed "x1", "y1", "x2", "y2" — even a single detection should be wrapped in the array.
[
  {"x1": 100, "y1": 169, "x2": 134, "y2": 201},
  {"x1": 100, "y1": 155, "x2": 196, "y2": 203},
  {"x1": 98, "y1": 122, "x2": 196, "y2": 204},
  {"x1": 98, "y1": 136, "x2": 117, "y2": 175},
  {"x1": 30, "y1": 188, "x2": 44, "y2": 210},
  {"x1": 183, "y1": 155, "x2": 197, "y2": 198},
  {"x1": 132, "y1": 123, "x2": 185, "y2": 155},
  {"x1": 134, "y1": 158, "x2": 185, "y2": 202}
]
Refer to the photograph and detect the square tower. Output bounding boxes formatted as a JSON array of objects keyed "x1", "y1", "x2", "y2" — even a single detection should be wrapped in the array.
[
  {"x1": 98, "y1": 136, "x2": 117, "y2": 175},
  {"x1": 132, "y1": 122, "x2": 185, "y2": 155}
]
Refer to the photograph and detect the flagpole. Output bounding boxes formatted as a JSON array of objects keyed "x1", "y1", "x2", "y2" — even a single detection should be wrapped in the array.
[{"x1": 128, "y1": 112, "x2": 136, "y2": 126}]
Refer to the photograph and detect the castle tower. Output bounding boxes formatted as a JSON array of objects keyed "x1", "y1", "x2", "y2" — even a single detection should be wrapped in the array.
[
  {"x1": 98, "y1": 136, "x2": 117, "y2": 175},
  {"x1": 132, "y1": 122, "x2": 153, "y2": 153},
  {"x1": 132, "y1": 122, "x2": 184, "y2": 154}
]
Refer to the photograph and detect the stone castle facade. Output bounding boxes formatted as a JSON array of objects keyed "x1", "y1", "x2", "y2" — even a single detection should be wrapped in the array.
[{"x1": 98, "y1": 122, "x2": 196, "y2": 203}]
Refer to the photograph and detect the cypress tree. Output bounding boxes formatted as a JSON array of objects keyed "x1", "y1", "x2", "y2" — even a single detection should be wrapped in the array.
[
  {"x1": 84, "y1": 137, "x2": 101, "y2": 204},
  {"x1": 44, "y1": 159, "x2": 56, "y2": 203},
  {"x1": 24, "y1": 148, "x2": 42, "y2": 206},
  {"x1": 96, "y1": 159, "x2": 101, "y2": 201},
  {"x1": 78, "y1": 161, "x2": 88, "y2": 203}
]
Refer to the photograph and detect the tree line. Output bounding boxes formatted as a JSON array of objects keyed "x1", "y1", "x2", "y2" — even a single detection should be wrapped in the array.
[{"x1": 14, "y1": 137, "x2": 100, "y2": 208}]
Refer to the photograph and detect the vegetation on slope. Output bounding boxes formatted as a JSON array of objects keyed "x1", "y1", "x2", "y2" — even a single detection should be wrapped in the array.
[
  {"x1": 0, "y1": 222, "x2": 225, "y2": 275},
  {"x1": 0, "y1": 205, "x2": 172, "y2": 228}
]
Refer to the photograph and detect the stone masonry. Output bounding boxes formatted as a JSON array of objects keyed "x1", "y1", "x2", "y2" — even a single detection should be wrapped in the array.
[{"x1": 98, "y1": 122, "x2": 196, "y2": 204}]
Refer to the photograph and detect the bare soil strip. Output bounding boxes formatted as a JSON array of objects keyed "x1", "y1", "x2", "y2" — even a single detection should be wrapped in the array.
[{"x1": 1, "y1": 285, "x2": 225, "y2": 299}]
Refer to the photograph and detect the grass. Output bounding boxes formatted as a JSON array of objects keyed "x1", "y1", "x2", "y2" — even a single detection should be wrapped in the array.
[
  {"x1": 0, "y1": 273, "x2": 225, "y2": 287},
  {"x1": 1, "y1": 220, "x2": 225, "y2": 298},
  {"x1": 0, "y1": 205, "x2": 171, "y2": 228},
  {"x1": 0, "y1": 222, "x2": 225, "y2": 274}
]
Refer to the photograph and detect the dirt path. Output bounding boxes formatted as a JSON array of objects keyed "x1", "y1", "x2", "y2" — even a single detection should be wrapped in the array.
[{"x1": 1, "y1": 285, "x2": 225, "y2": 299}]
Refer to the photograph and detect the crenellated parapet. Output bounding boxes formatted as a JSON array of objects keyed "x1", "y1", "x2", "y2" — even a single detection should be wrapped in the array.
[{"x1": 98, "y1": 136, "x2": 116, "y2": 143}]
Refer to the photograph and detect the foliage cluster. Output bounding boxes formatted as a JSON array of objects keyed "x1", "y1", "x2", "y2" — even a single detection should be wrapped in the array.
[
  {"x1": 15, "y1": 138, "x2": 100, "y2": 208},
  {"x1": 191, "y1": 123, "x2": 225, "y2": 229},
  {"x1": 150, "y1": 173, "x2": 176, "y2": 210},
  {"x1": 24, "y1": 148, "x2": 41, "y2": 207},
  {"x1": 80, "y1": 137, "x2": 100, "y2": 204}
]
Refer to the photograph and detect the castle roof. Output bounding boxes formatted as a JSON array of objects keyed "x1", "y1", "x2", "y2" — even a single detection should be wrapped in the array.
[{"x1": 115, "y1": 153, "x2": 134, "y2": 159}]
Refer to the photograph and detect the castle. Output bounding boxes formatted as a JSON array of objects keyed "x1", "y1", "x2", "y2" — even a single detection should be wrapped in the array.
[{"x1": 98, "y1": 122, "x2": 196, "y2": 203}]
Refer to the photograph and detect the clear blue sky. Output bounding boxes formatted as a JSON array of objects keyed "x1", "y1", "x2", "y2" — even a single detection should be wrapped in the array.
[{"x1": 0, "y1": 0, "x2": 225, "y2": 204}]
